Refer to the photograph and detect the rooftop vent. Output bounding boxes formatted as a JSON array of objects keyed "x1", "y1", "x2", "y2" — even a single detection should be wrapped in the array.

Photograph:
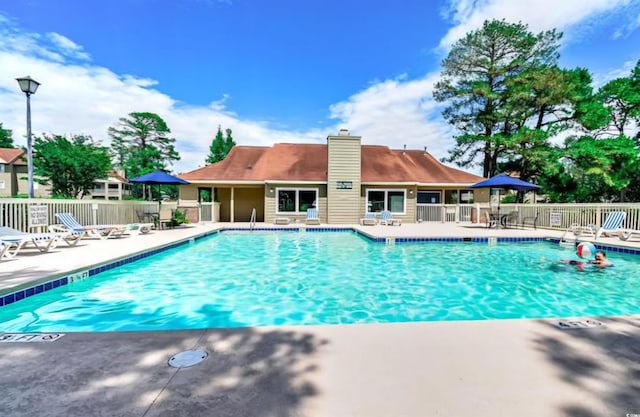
[{"x1": 338, "y1": 129, "x2": 350, "y2": 136}]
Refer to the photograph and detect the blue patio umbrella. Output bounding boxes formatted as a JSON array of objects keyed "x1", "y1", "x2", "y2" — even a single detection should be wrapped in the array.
[
  {"x1": 470, "y1": 174, "x2": 541, "y2": 226},
  {"x1": 129, "y1": 170, "x2": 190, "y2": 186},
  {"x1": 469, "y1": 173, "x2": 541, "y2": 193},
  {"x1": 129, "y1": 170, "x2": 189, "y2": 203}
]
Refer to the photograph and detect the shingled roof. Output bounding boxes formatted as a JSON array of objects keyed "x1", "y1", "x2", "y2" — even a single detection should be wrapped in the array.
[
  {"x1": 0, "y1": 148, "x2": 26, "y2": 165},
  {"x1": 180, "y1": 144, "x2": 484, "y2": 185}
]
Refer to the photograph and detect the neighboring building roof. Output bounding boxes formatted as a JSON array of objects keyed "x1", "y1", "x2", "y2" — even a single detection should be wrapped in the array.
[
  {"x1": 0, "y1": 148, "x2": 26, "y2": 165},
  {"x1": 180, "y1": 143, "x2": 485, "y2": 185}
]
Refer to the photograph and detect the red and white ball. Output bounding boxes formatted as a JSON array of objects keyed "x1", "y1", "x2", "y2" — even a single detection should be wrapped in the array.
[{"x1": 576, "y1": 242, "x2": 596, "y2": 259}]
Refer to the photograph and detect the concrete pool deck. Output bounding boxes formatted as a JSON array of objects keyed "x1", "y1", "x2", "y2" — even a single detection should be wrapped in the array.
[{"x1": 1, "y1": 223, "x2": 640, "y2": 416}]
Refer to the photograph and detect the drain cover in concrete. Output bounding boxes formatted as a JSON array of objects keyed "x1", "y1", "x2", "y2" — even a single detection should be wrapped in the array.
[
  {"x1": 555, "y1": 319, "x2": 604, "y2": 330},
  {"x1": 168, "y1": 350, "x2": 208, "y2": 368}
]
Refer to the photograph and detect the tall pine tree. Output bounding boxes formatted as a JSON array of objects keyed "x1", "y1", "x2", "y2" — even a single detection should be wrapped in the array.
[
  {"x1": 206, "y1": 125, "x2": 235, "y2": 163},
  {"x1": 108, "y1": 112, "x2": 180, "y2": 178}
]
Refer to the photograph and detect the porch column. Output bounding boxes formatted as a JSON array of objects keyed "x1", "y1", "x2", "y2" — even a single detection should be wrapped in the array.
[
  {"x1": 440, "y1": 188, "x2": 446, "y2": 223},
  {"x1": 230, "y1": 187, "x2": 235, "y2": 223}
]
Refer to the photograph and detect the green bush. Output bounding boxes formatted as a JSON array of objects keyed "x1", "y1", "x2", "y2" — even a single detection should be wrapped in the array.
[{"x1": 173, "y1": 209, "x2": 189, "y2": 225}]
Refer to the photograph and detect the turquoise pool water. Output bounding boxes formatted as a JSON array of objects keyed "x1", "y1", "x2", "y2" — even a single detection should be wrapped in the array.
[{"x1": 1, "y1": 231, "x2": 639, "y2": 332}]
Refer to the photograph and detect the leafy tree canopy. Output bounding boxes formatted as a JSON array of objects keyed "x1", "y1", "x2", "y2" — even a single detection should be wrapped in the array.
[
  {"x1": 108, "y1": 112, "x2": 180, "y2": 179},
  {"x1": 433, "y1": 19, "x2": 565, "y2": 177},
  {"x1": 206, "y1": 125, "x2": 235, "y2": 164},
  {"x1": 541, "y1": 135, "x2": 638, "y2": 203},
  {"x1": 596, "y1": 59, "x2": 640, "y2": 138},
  {"x1": 33, "y1": 134, "x2": 112, "y2": 198},
  {"x1": 0, "y1": 123, "x2": 14, "y2": 148}
]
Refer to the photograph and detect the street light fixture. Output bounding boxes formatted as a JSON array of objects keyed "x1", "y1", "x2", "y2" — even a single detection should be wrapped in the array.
[{"x1": 16, "y1": 75, "x2": 40, "y2": 199}]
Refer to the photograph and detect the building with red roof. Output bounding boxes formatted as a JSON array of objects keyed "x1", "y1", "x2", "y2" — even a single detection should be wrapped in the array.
[{"x1": 179, "y1": 130, "x2": 486, "y2": 224}]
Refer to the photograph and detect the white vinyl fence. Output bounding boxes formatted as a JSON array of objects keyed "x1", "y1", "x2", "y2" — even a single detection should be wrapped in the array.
[
  {"x1": 417, "y1": 203, "x2": 640, "y2": 231},
  {"x1": 3, "y1": 199, "x2": 640, "y2": 232},
  {"x1": 0, "y1": 199, "x2": 162, "y2": 232}
]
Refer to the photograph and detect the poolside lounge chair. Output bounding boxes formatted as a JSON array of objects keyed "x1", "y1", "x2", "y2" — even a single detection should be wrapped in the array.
[
  {"x1": 620, "y1": 229, "x2": 640, "y2": 241},
  {"x1": 306, "y1": 208, "x2": 320, "y2": 225},
  {"x1": 274, "y1": 217, "x2": 291, "y2": 225},
  {"x1": 0, "y1": 240, "x2": 13, "y2": 260},
  {"x1": 360, "y1": 212, "x2": 377, "y2": 226},
  {"x1": 50, "y1": 213, "x2": 128, "y2": 240},
  {"x1": 380, "y1": 210, "x2": 401, "y2": 226},
  {"x1": 126, "y1": 223, "x2": 154, "y2": 234},
  {"x1": 0, "y1": 226, "x2": 60, "y2": 256},
  {"x1": 568, "y1": 211, "x2": 627, "y2": 240}
]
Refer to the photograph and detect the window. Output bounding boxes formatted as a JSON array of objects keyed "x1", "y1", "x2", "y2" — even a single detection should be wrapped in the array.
[
  {"x1": 417, "y1": 191, "x2": 440, "y2": 204},
  {"x1": 277, "y1": 188, "x2": 318, "y2": 213},
  {"x1": 0, "y1": 180, "x2": 4, "y2": 189},
  {"x1": 366, "y1": 189, "x2": 406, "y2": 214},
  {"x1": 0, "y1": 164, "x2": 5, "y2": 173}
]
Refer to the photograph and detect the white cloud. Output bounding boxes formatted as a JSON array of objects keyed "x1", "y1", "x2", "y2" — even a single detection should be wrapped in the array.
[
  {"x1": 439, "y1": 0, "x2": 634, "y2": 50},
  {"x1": 613, "y1": 11, "x2": 640, "y2": 39},
  {"x1": 592, "y1": 58, "x2": 638, "y2": 87},
  {"x1": 329, "y1": 74, "x2": 454, "y2": 160},
  {"x1": 47, "y1": 33, "x2": 90, "y2": 61}
]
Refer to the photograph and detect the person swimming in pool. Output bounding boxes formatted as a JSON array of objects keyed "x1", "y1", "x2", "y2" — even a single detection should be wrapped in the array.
[
  {"x1": 563, "y1": 250, "x2": 613, "y2": 269},
  {"x1": 591, "y1": 250, "x2": 613, "y2": 267}
]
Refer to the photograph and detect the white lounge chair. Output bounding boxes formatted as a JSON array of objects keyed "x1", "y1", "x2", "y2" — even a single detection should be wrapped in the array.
[
  {"x1": 306, "y1": 208, "x2": 320, "y2": 225},
  {"x1": 620, "y1": 229, "x2": 640, "y2": 241},
  {"x1": 0, "y1": 226, "x2": 60, "y2": 257},
  {"x1": 50, "y1": 213, "x2": 128, "y2": 240},
  {"x1": 380, "y1": 210, "x2": 401, "y2": 226},
  {"x1": 0, "y1": 240, "x2": 17, "y2": 260},
  {"x1": 126, "y1": 223, "x2": 154, "y2": 234},
  {"x1": 568, "y1": 211, "x2": 627, "y2": 240},
  {"x1": 360, "y1": 212, "x2": 377, "y2": 226}
]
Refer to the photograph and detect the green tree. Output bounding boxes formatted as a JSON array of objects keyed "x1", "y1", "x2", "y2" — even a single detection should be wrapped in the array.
[
  {"x1": 33, "y1": 134, "x2": 112, "y2": 198},
  {"x1": 542, "y1": 135, "x2": 638, "y2": 202},
  {"x1": 597, "y1": 59, "x2": 640, "y2": 137},
  {"x1": 108, "y1": 112, "x2": 180, "y2": 178},
  {"x1": 433, "y1": 19, "x2": 562, "y2": 177},
  {"x1": 224, "y1": 127, "x2": 236, "y2": 155},
  {"x1": 498, "y1": 67, "x2": 607, "y2": 186},
  {"x1": 206, "y1": 125, "x2": 235, "y2": 164},
  {"x1": 0, "y1": 123, "x2": 14, "y2": 148}
]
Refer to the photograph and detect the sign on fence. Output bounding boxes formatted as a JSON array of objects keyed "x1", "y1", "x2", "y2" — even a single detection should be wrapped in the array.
[
  {"x1": 29, "y1": 205, "x2": 49, "y2": 228},
  {"x1": 550, "y1": 212, "x2": 562, "y2": 226}
]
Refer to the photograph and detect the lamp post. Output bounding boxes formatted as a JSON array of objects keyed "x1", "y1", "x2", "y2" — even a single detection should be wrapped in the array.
[{"x1": 16, "y1": 76, "x2": 40, "y2": 199}]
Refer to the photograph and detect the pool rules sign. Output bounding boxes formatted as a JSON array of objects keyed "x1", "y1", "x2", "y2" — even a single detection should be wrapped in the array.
[{"x1": 29, "y1": 205, "x2": 49, "y2": 229}]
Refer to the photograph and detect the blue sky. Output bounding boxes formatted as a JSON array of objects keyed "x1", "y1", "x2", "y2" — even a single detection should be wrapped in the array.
[{"x1": 1, "y1": 0, "x2": 639, "y2": 173}]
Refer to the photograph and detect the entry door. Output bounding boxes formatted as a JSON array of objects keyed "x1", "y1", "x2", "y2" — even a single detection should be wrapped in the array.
[{"x1": 198, "y1": 187, "x2": 213, "y2": 221}]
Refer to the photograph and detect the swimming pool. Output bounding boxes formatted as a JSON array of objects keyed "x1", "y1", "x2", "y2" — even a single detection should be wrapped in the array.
[{"x1": 1, "y1": 231, "x2": 639, "y2": 332}]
